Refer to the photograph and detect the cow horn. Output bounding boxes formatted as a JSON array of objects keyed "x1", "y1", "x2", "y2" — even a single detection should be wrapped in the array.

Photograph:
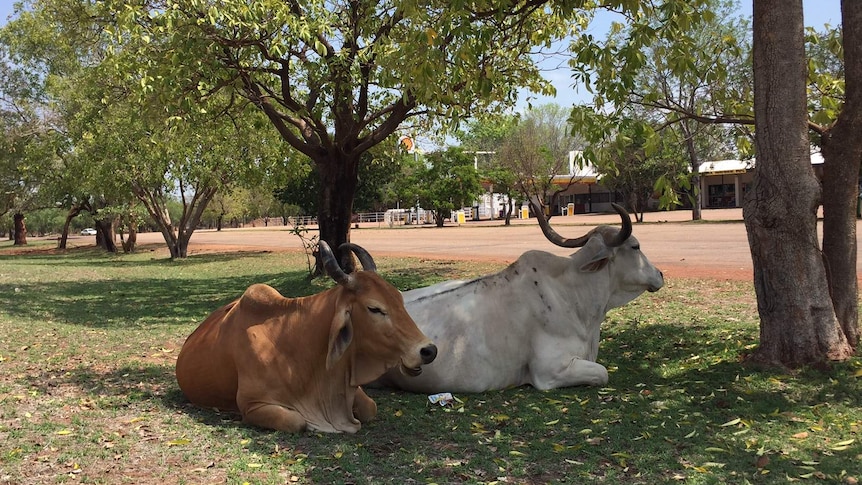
[
  {"x1": 339, "y1": 243, "x2": 377, "y2": 272},
  {"x1": 606, "y1": 203, "x2": 632, "y2": 247},
  {"x1": 529, "y1": 201, "x2": 592, "y2": 248},
  {"x1": 319, "y1": 240, "x2": 353, "y2": 287},
  {"x1": 529, "y1": 201, "x2": 632, "y2": 248}
]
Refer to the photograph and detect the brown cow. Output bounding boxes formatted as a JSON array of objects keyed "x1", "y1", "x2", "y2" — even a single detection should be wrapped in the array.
[{"x1": 175, "y1": 242, "x2": 437, "y2": 433}]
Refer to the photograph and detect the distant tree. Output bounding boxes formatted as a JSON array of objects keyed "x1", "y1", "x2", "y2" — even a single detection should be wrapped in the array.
[
  {"x1": 498, "y1": 104, "x2": 585, "y2": 217},
  {"x1": 571, "y1": 0, "x2": 751, "y2": 220},
  {"x1": 413, "y1": 148, "x2": 483, "y2": 227},
  {"x1": 457, "y1": 114, "x2": 520, "y2": 224},
  {"x1": 593, "y1": 120, "x2": 688, "y2": 221}
]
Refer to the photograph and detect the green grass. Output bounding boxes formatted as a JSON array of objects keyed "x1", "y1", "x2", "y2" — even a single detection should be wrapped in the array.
[{"x1": 0, "y1": 242, "x2": 859, "y2": 484}]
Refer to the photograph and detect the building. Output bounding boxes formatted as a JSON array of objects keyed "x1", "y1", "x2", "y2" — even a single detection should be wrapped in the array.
[
  {"x1": 473, "y1": 150, "x2": 827, "y2": 218},
  {"x1": 698, "y1": 151, "x2": 823, "y2": 208}
]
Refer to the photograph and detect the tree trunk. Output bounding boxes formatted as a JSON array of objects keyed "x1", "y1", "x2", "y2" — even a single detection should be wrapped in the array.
[
  {"x1": 121, "y1": 224, "x2": 138, "y2": 253},
  {"x1": 819, "y1": 0, "x2": 862, "y2": 350},
  {"x1": 59, "y1": 204, "x2": 85, "y2": 250},
  {"x1": 745, "y1": 0, "x2": 852, "y2": 367},
  {"x1": 682, "y1": 122, "x2": 703, "y2": 221},
  {"x1": 94, "y1": 218, "x2": 118, "y2": 253},
  {"x1": 316, "y1": 155, "x2": 359, "y2": 273},
  {"x1": 690, "y1": 174, "x2": 702, "y2": 221},
  {"x1": 13, "y1": 212, "x2": 27, "y2": 246}
]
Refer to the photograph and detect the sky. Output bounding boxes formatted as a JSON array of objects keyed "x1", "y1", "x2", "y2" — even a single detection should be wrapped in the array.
[{"x1": 0, "y1": 0, "x2": 843, "y2": 111}]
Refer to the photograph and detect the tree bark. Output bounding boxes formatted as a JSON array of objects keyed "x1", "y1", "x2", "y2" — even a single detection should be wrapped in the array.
[
  {"x1": 746, "y1": 0, "x2": 852, "y2": 367},
  {"x1": 94, "y1": 218, "x2": 118, "y2": 253},
  {"x1": 13, "y1": 212, "x2": 27, "y2": 246},
  {"x1": 819, "y1": 0, "x2": 862, "y2": 350},
  {"x1": 317, "y1": 154, "x2": 359, "y2": 272}
]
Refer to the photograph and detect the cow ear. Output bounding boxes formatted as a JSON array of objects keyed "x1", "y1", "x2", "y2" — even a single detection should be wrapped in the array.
[
  {"x1": 326, "y1": 310, "x2": 354, "y2": 370},
  {"x1": 579, "y1": 241, "x2": 611, "y2": 273},
  {"x1": 580, "y1": 256, "x2": 610, "y2": 273}
]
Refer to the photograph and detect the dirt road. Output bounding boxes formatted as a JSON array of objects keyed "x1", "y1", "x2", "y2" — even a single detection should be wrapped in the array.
[{"x1": 130, "y1": 208, "x2": 837, "y2": 281}]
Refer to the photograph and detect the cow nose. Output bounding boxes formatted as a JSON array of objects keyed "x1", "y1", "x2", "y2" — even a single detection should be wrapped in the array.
[{"x1": 420, "y1": 344, "x2": 438, "y2": 364}]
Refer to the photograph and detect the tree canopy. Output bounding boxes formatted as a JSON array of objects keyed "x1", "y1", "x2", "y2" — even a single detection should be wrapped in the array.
[{"x1": 93, "y1": 0, "x2": 591, "y2": 265}]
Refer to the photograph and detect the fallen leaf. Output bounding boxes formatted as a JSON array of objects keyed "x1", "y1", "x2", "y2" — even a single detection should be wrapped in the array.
[
  {"x1": 792, "y1": 432, "x2": 809, "y2": 439},
  {"x1": 166, "y1": 438, "x2": 191, "y2": 446},
  {"x1": 755, "y1": 455, "x2": 770, "y2": 468},
  {"x1": 721, "y1": 418, "x2": 741, "y2": 427}
]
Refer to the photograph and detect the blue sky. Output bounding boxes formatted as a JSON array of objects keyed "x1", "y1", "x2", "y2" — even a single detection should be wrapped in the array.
[{"x1": 0, "y1": 0, "x2": 843, "y2": 110}]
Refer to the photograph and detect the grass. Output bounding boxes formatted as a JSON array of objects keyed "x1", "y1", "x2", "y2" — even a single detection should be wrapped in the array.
[{"x1": 0, "y1": 240, "x2": 859, "y2": 484}]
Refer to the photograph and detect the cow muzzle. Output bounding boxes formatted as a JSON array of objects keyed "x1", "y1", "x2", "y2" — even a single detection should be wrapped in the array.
[
  {"x1": 648, "y1": 270, "x2": 665, "y2": 292},
  {"x1": 401, "y1": 343, "x2": 437, "y2": 376}
]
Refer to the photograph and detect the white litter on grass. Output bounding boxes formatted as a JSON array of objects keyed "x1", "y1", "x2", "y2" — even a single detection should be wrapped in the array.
[{"x1": 428, "y1": 392, "x2": 454, "y2": 406}]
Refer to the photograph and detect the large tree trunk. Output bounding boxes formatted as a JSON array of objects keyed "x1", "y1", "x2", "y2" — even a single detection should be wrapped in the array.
[
  {"x1": 94, "y1": 218, "x2": 118, "y2": 253},
  {"x1": 316, "y1": 155, "x2": 359, "y2": 273},
  {"x1": 13, "y1": 212, "x2": 27, "y2": 246},
  {"x1": 745, "y1": 0, "x2": 853, "y2": 367},
  {"x1": 819, "y1": 0, "x2": 862, "y2": 350}
]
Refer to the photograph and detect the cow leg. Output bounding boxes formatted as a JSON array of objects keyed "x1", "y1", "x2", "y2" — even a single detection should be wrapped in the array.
[
  {"x1": 530, "y1": 357, "x2": 609, "y2": 390},
  {"x1": 241, "y1": 401, "x2": 308, "y2": 433},
  {"x1": 353, "y1": 386, "x2": 378, "y2": 423}
]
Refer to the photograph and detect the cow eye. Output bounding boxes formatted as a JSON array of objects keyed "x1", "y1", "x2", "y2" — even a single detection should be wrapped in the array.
[
  {"x1": 632, "y1": 243, "x2": 640, "y2": 250},
  {"x1": 368, "y1": 306, "x2": 386, "y2": 315}
]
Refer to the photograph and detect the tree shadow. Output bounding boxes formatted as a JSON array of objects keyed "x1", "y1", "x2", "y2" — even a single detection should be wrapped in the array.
[{"x1": 0, "y1": 253, "x2": 483, "y2": 329}]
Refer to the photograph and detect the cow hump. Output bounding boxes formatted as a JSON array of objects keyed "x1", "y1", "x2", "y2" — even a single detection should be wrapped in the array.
[{"x1": 239, "y1": 284, "x2": 285, "y2": 313}]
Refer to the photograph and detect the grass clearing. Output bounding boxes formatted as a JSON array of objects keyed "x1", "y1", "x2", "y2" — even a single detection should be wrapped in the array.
[{"x1": 0, "y1": 241, "x2": 859, "y2": 484}]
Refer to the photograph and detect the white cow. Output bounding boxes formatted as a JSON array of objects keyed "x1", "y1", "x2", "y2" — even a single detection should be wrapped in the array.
[{"x1": 375, "y1": 204, "x2": 663, "y2": 393}]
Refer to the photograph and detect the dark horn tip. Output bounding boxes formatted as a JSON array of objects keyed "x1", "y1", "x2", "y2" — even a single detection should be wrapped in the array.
[
  {"x1": 609, "y1": 203, "x2": 632, "y2": 246},
  {"x1": 339, "y1": 243, "x2": 377, "y2": 272}
]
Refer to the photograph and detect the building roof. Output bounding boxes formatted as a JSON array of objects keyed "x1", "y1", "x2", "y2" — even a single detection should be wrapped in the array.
[
  {"x1": 699, "y1": 151, "x2": 823, "y2": 175},
  {"x1": 551, "y1": 150, "x2": 824, "y2": 183},
  {"x1": 698, "y1": 159, "x2": 754, "y2": 175}
]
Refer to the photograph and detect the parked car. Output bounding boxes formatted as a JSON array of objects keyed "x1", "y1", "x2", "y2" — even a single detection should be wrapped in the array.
[{"x1": 80, "y1": 228, "x2": 97, "y2": 236}]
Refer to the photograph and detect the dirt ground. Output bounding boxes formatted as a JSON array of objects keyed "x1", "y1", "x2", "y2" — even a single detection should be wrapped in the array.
[{"x1": 33, "y1": 207, "x2": 862, "y2": 282}]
